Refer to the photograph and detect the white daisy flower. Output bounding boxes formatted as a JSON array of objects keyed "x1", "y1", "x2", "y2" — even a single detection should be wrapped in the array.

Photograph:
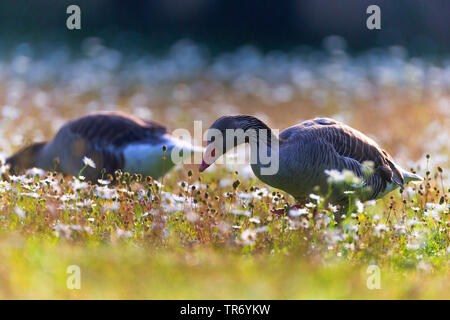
[
  {"x1": 309, "y1": 193, "x2": 322, "y2": 203},
  {"x1": 98, "y1": 179, "x2": 110, "y2": 185},
  {"x1": 374, "y1": 224, "x2": 389, "y2": 236},
  {"x1": 83, "y1": 156, "x2": 96, "y2": 168},
  {"x1": 95, "y1": 186, "x2": 118, "y2": 200},
  {"x1": 14, "y1": 206, "x2": 26, "y2": 219},
  {"x1": 0, "y1": 180, "x2": 11, "y2": 192},
  {"x1": 249, "y1": 217, "x2": 261, "y2": 224},
  {"x1": 26, "y1": 167, "x2": 45, "y2": 177},
  {"x1": 241, "y1": 229, "x2": 257, "y2": 245},
  {"x1": 356, "y1": 200, "x2": 364, "y2": 213},
  {"x1": 289, "y1": 208, "x2": 309, "y2": 217}
]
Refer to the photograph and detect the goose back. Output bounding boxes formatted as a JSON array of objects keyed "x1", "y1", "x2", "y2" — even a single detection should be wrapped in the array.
[
  {"x1": 66, "y1": 111, "x2": 168, "y2": 147},
  {"x1": 257, "y1": 117, "x2": 404, "y2": 203},
  {"x1": 37, "y1": 111, "x2": 170, "y2": 179}
]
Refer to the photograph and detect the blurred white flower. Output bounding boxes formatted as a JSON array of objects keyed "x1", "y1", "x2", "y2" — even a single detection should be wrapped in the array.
[
  {"x1": 9, "y1": 175, "x2": 22, "y2": 183},
  {"x1": 426, "y1": 203, "x2": 448, "y2": 213},
  {"x1": 393, "y1": 224, "x2": 407, "y2": 235},
  {"x1": 161, "y1": 191, "x2": 185, "y2": 213},
  {"x1": 116, "y1": 228, "x2": 132, "y2": 239},
  {"x1": 21, "y1": 192, "x2": 40, "y2": 198},
  {"x1": 186, "y1": 211, "x2": 198, "y2": 223},
  {"x1": 26, "y1": 167, "x2": 45, "y2": 177},
  {"x1": 54, "y1": 223, "x2": 71, "y2": 239},
  {"x1": 2, "y1": 105, "x2": 20, "y2": 120},
  {"x1": 328, "y1": 204, "x2": 338, "y2": 213},
  {"x1": 241, "y1": 229, "x2": 257, "y2": 245},
  {"x1": 59, "y1": 203, "x2": 76, "y2": 211},
  {"x1": 325, "y1": 169, "x2": 362, "y2": 185},
  {"x1": 417, "y1": 261, "x2": 432, "y2": 273},
  {"x1": 103, "y1": 201, "x2": 120, "y2": 211},
  {"x1": 356, "y1": 201, "x2": 364, "y2": 213},
  {"x1": 424, "y1": 209, "x2": 440, "y2": 221},
  {"x1": 97, "y1": 179, "x2": 110, "y2": 185},
  {"x1": 249, "y1": 217, "x2": 261, "y2": 224},
  {"x1": 289, "y1": 208, "x2": 308, "y2": 217},
  {"x1": 76, "y1": 199, "x2": 96, "y2": 208},
  {"x1": 407, "y1": 243, "x2": 420, "y2": 250},
  {"x1": 252, "y1": 188, "x2": 269, "y2": 199},
  {"x1": 407, "y1": 218, "x2": 420, "y2": 227},
  {"x1": 0, "y1": 180, "x2": 11, "y2": 192},
  {"x1": 70, "y1": 178, "x2": 88, "y2": 191},
  {"x1": 324, "y1": 229, "x2": 345, "y2": 245},
  {"x1": 0, "y1": 164, "x2": 10, "y2": 175},
  {"x1": 83, "y1": 156, "x2": 96, "y2": 168},
  {"x1": 95, "y1": 186, "x2": 118, "y2": 200},
  {"x1": 219, "y1": 178, "x2": 232, "y2": 187},
  {"x1": 255, "y1": 226, "x2": 268, "y2": 233},
  {"x1": 60, "y1": 193, "x2": 77, "y2": 202},
  {"x1": 365, "y1": 200, "x2": 377, "y2": 207},
  {"x1": 374, "y1": 224, "x2": 389, "y2": 236},
  {"x1": 305, "y1": 202, "x2": 316, "y2": 208},
  {"x1": 230, "y1": 209, "x2": 251, "y2": 217},
  {"x1": 309, "y1": 193, "x2": 322, "y2": 203},
  {"x1": 14, "y1": 206, "x2": 25, "y2": 219}
]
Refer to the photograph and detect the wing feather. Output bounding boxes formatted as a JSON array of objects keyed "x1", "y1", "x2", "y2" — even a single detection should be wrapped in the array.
[
  {"x1": 280, "y1": 118, "x2": 404, "y2": 199},
  {"x1": 66, "y1": 111, "x2": 167, "y2": 147},
  {"x1": 50, "y1": 111, "x2": 167, "y2": 179}
]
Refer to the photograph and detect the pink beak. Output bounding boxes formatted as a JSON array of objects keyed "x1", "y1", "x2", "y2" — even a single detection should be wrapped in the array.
[{"x1": 199, "y1": 160, "x2": 210, "y2": 172}]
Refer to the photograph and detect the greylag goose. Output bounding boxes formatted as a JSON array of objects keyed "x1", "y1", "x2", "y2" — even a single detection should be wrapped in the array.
[
  {"x1": 199, "y1": 115, "x2": 423, "y2": 206},
  {"x1": 6, "y1": 111, "x2": 201, "y2": 180}
]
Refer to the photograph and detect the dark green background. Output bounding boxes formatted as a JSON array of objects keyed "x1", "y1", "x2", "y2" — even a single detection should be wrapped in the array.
[{"x1": 0, "y1": 0, "x2": 448, "y2": 55}]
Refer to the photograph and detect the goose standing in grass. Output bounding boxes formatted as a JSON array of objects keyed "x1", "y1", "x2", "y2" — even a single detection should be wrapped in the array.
[
  {"x1": 199, "y1": 115, "x2": 423, "y2": 208},
  {"x1": 6, "y1": 111, "x2": 202, "y2": 180}
]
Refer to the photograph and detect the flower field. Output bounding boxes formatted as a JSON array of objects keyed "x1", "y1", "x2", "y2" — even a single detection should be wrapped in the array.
[{"x1": 0, "y1": 40, "x2": 448, "y2": 299}]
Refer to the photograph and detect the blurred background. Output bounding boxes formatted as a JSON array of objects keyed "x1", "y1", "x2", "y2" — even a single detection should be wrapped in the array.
[
  {"x1": 0, "y1": 0, "x2": 449, "y2": 173},
  {"x1": 0, "y1": 0, "x2": 449, "y2": 54}
]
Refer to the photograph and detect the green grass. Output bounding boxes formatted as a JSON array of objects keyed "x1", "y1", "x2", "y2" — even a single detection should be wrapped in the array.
[
  {"x1": 1, "y1": 239, "x2": 448, "y2": 299},
  {"x1": 1, "y1": 41, "x2": 449, "y2": 299},
  {"x1": 0, "y1": 163, "x2": 448, "y2": 299}
]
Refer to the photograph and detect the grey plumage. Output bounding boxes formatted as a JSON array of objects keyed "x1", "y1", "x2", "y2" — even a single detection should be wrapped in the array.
[
  {"x1": 37, "y1": 111, "x2": 167, "y2": 178},
  {"x1": 6, "y1": 111, "x2": 201, "y2": 181},
  {"x1": 202, "y1": 115, "x2": 423, "y2": 205}
]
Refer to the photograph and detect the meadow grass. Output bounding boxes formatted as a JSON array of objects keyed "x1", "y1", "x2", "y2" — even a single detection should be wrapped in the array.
[
  {"x1": 0, "y1": 162, "x2": 448, "y2": 299},
  {"x1": 0, "y1": 43, "x2": 449, "y2": 299}
]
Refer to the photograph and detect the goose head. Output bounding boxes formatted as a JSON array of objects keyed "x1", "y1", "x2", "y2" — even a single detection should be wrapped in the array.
[
  {"x1": 6, "y1": 142, "x2": 47, "y2": 175},
  {"x1": 199, "y1": 115, "x2": 272, "y2": 172}
]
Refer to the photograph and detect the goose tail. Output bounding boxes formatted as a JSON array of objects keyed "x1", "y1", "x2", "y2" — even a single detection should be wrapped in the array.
[
  {"x1": 185, "y1": 144, "x2": 206, "y2": 154},
  {"x1": 166, "y1": 136, "x2": 205, "y2": 157},
  {"x1": 175, "y1": 141, "x2": 205, "y2": 154},
  {"x1": 401, "y1": 170, "x2": 424, "y2": 184}
]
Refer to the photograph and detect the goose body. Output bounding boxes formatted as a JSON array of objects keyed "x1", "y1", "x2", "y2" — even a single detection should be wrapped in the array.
[
  {"x1": 200, "y1": 115, "x2": 423, "y2": 204},
  {"x1": 6, "y1": 111, "x2": 200, "y2": 180}
]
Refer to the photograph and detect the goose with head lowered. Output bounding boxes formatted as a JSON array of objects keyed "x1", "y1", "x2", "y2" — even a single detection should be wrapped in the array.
[
  {"x1": 199, "y1": 115, "x2": 423, "y2": 209},
  {"x1": 6, "y1": 111, "x2": 202, "y2": 180}
]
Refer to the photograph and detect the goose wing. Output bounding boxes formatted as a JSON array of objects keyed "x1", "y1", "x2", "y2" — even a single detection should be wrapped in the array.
[
  {"x1": 49, "y1": 111, "x2": 168, "y2": 179},
  {"x1": 66, "y1": 111, "x2": 168, "y2": 147},
  {"x1": 281, "y1": 118, "x2": 404, "y2": 199}
]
